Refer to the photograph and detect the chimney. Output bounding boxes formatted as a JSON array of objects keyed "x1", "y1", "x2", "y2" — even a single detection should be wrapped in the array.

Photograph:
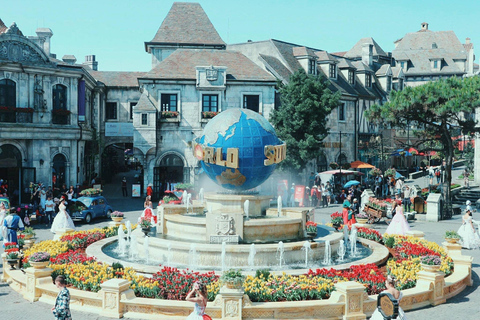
[
  {"x1": 466, "y1": 37, "x2": 471, "y2": 44},
  {"x1": 84, "y1": 55, "x2": 98, "y2": 71},
  {"x1": 62, "y1": 55, "x2": 77, "y2": 65},
  {"x1": 35, "y1": 28, "x2": 53, "y2": 55},
  {"x1": 362, "y1": 43, "x2": 373, "y2": 66},
  {"x1": 421, "y1": 22, "x2": 429, "y2": 31}
]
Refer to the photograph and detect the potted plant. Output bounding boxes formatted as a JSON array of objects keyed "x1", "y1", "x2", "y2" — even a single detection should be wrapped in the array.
[
  {"x1": 161, "y1": 110, "x2": 179, "y2": 119},
  {"x1": 305, "y1": 221, "x2": 317, "y2": 237},
  {"x1": 445, "y1": 230, "x2": 462, "y2": 244},
  {"x1": 220, "y1": 269, "x2": 245, "y2": 289},
  {"x1": 356, "y1": 211, "x2": 369, "y2": 224},
  {"x1": 29, "y1": 251, "x2": 51, "y2": 269},
  {"x1": 17, "y1": 234, "x2": 25, "y2": 249},
  {"x1": 329, "y1": 162, "x2": 339, "y2": 170},
  {"x1": 4, "y1": 243, "x2": 20, "y2": 269},
  {"x1": 22, "y1": 227, "x2": 36, "y2": 240},
  {"x1": 420, "y1": 255, "x2": 442, "y2": 272},
  {"x1": 384, "y1": 168, "x2": 396, "y2": 178},
  {"x1": 202, "y1": 111, "x2": 218, "y2": 119},
  {"x1": 330, "y1": 212, "x2": 343, "y2": 230},
  {"x1": 140, "y1": 217, "x2": 152, "y2": 236},
  {"x1": 111, "y1": 211, "x2": 124, "y2": 222}
]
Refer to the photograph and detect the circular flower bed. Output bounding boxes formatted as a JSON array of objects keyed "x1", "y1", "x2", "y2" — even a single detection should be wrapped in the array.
[{"x1": 20, "y1": 224, "x2": 453, "y2": 302}]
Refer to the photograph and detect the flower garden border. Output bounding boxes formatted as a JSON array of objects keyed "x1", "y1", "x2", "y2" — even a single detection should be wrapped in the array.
[{"x1": 1, "y1": 235, "x2": 473, "y2": 319}]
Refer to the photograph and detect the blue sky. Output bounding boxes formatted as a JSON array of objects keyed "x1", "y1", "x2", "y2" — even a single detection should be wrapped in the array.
[{"x1": 3, "y1": 0, "x2": 479, "y2": 71}]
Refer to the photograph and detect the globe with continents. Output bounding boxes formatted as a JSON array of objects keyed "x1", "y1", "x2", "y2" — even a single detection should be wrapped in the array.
[{"x1": 194, "y1": 108, "x2": 285, "y2": 191}]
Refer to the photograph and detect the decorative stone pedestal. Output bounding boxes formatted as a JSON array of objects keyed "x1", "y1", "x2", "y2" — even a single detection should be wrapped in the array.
[
  {"x1": 218, "y1": 286, "x2": 245, "y2": 320},
  {"x1": 335, "y1": 281, "x2": 367, "y2": 319},
  {"x1": 24, "y1": 238, "x2": 36, "y2": 249},
  {"x1": 442, "y1": 241, "x2": 462, "y2": 258},
  {"x1": 416, "y1": 270, "x2": 446, "y2": 306},
  {"x1": 406, "y1": 230, "x2": 425, "y2": 239},
  {"x1": 53, "y1": 228, "x2": 75, "y2": 241},
  {"x1": 99, "y1": 279, "x2": 135, "y2": 318},
  {"x1": 24, "y1": 267, "x2": 53, "y2": 302},
  {"x1": 108, "y1": 220, "x2": 125, "y2": 228}
]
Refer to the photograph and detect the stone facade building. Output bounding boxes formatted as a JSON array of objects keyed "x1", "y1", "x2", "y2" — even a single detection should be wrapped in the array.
[{"x1": 0, "y1": 20, "x2": 97, "y2": 204}]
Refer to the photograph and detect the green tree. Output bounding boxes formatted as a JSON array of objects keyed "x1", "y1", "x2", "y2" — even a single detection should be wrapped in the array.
[
  {"x1": 366, "y1": 76, "x2": 480, "y2": 217},
  {"x1": 270, "y1": 69, "x2": 340, "y2": 171}
]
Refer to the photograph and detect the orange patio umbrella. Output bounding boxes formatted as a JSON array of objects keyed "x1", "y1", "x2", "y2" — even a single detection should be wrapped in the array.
[{"x1": 350, "y1": 161, "x2": 375, "y2": 169}]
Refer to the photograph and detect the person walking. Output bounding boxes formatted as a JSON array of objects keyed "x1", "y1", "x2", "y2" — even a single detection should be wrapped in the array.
[
  {"x1": 121, "y1": 177, "x2": 128, "y2": 197},
  {"x1": 52, "y1": 275, "x2": 72, "y2": 320},
  {"x1": 3, "y1": 209, "x2": 25, "y2": 243},
  {"x1": 402, "y1": 185, "x2": 412, "y2": 212},
  {"x1": 0, "y1": 202, "x2": 6, "y2": 241},
  {"x1": 321, "y1": 184, "x2": 328, "y2": 208},
  {"x1": 463, "y1": 168, "x2": 470, "y2": 189},
  {"x1": 325, "y1": 182, "x2": 332, "y2": 206},
  {"x1": 45, "y1": 195, "x2": 55, "y2": 226}
]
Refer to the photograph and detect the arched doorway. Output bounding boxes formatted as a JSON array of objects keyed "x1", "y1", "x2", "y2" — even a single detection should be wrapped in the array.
[
  {"x1": 101, "y1": 143, "x2": 134, "y2": 183},
  {"x1": 153, "y1": 153, "x2": 188, "y2": 200},
  {"x1": 0, "y1": 144, "x2": 23, "y2": 205},
  {"x1": 52, "y1": 154, "x2": 67, "y2": 190}
]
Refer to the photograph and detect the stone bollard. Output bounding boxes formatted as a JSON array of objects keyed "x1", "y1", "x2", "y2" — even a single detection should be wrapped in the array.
[
  {"x1": 406, "y1": 230, "x2": 425, "y2": 239},
  {"x1": 99, "y1": 278, "x2": 135, "y2": 318},
  {"x1": 218, "y1": 285, "x2": 245, "y2": 320},
  {"x1": 24, "y1": 266, "x2": 53, "y2": 302},
  {"x1": 416, "y1": 270, "x2": 446, "y2": 306},
  {"x1": 335, "y1": 281, "x2": 367, "y2": 320},
  {"x1": 452, "y1": 255, "x2": 474, "y2": 286},
  {"x1": 442, "y1": 241, "x2": 462, "y2": 258},
  {"x1": 53, "y1": 228, "x2": 75, "y2": 241}
]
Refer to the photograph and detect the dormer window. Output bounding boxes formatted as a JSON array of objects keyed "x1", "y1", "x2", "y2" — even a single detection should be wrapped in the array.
[
  {"x1": 433, "y1": 60, "x2": 438, "y2": 69},
  {"x1": 386, "y1": 76, "x2": 392, "y2": 92},
  {"x1": 365, "y1": 73, "x2": 372, "y2": 87},
  {"x1": 308, "y1": 59, "x2": 316, "y2": 75},
  {"x1": 348, "y1": 70, "x2": 355, "y2": 85},
  {"x1": 329, "y1": 63, "x2": 337, "y2": 78},
  {"x1": 430, "y1": 59, "x2": 442, "y2": 70}
]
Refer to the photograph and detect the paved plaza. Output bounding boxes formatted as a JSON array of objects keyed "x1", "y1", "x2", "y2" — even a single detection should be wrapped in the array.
[{"x1": 1, "y1": 168, "x2": 479, "y2": 319}]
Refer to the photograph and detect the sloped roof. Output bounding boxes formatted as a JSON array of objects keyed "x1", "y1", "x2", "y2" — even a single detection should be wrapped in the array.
[
  {"x1": 331, "y1": 51, "x2": 347, "y2": 57},
  {"x1": 259, "y1": 54, "x2": 292, "y2": 82},
  {"x1": 292, "y1": 46, "x2": 316, "y2": 57},
  {"x1": 392, "y1": 29, "x2": 467, "y2": 75},
  {"x1": 352, "y1": 61, "x2": 374, "y2": 73},
  {"x1": 345, "y1": 37, "x2": 387, "y2": 58},
  {"x1": 88, "y1": 71, "x2": 145, "y2": 87},
  {"x1": 391, "y1": 66, "x2": 404, "y2": 78},
  {"x1": 135, "y1": 93, "x2": 157, "y2": 111},
  {"x1": 315, "y1": 51, "x2": 337, "y2": 62},
  {"x1": 148, "y1": 2, "x2": 225, "y2": 46},
  {"x1": 142, "y1": 49, "x2": 275, "y2": 82},
  {"x1": 337, "y1": 59, "x2": 355, "y2": 69},
  {"x1": 0, "y1": 19, "x2": 7, "y2": 34},
  {"x1": 375, "y1": 64, "x2": 391, "y2": 76}
]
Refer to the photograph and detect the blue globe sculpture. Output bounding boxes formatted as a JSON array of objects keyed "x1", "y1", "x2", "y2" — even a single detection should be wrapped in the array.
[{"x1": 194, "y1": 108, "x2": 284, "y2": 191}]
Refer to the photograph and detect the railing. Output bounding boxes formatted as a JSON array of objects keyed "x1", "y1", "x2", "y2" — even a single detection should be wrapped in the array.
[
  {"x1": 0, "y1": 111, "x2": 16, "y2": 123},
  {"x1": 52, "y1": 111, "x2": 70, "y2": 125},
  {"x1": 0, "y1": 111, "x2": 33, "y2": 123}
]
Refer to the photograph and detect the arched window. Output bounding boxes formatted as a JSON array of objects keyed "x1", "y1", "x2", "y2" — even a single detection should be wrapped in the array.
[
  {"x1": 52, "y1": 84, "x2": 67, "y2": 110},
  {"x1": 317, "y1": 153, "x2": 327, "y2": 172},
  {"x1": 160, "y1": 154, "x2": 184, "y2": 167},
  {"x1": 337, "y1": 153, "x2": 348, "y2": 167},
  {"x1": 0, "y1": 79, "x2": 16, "y2": 107}
]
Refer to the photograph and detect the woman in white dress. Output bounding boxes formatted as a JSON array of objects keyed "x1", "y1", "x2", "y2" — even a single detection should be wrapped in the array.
[
  {"x1": 385, "y1": 200, "x2": 410, "y2": 236},
  {"x1": 186, "y1": 281, "x2": 209, "y2": 320},
  {"x1": 50, "y1": 198, "x2": 75, "y2": 234},
  {"x1": 370, "y1": 275, "x2": 406, "y2": 320},
  {"x1": 457, "y1": 209, "x2": 479, "y2": 249}
]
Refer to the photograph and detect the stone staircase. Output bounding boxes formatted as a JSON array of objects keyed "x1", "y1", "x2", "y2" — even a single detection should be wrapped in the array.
[{"x1": 452, "y1": 187, "x2": 480, "y2": 206}]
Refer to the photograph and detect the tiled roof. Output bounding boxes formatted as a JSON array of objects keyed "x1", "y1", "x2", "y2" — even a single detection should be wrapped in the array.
[
  {"x1": 352, "y1": 61, "x2": 374, "y2": 73},
  {"x1": 315, "y1": 51, "x2": 337, "y2": 62},
  {"x1": 391, "y1": 66, "x2": 404, "y2": 78},
  {"x1": 375, "y1": 64, "x2": 390, "y2": 76},
  {"x1": 148, "y1": 2, "x2": 225, "y2": 46},
  {"x1": 88, "y1": 71, "x2": 145, "y2": 87},
  {"x1": 259, "y1": 54, "x2": 292, "y2": 83},
  {"x1": 292, "y1": 46, "x2": 316, "y2": 57},
  {"x1": 331, "y1": 51, "x2": 347, "y2": 57},
  {"x1": 135, "y1": 93, "x2": 157, "y2": 111},
  {"x1": 337, "y1": 59, "x2": 355, "y2": 69},
  {"x1": 142, "y1": 49, "x2": 275, "y2": 82},
  {"x1": 345, "y1": 37, "x2": 388, "y2": 58},
  {"x1": 0, "y1": 19, "x2": 7, "y2": 34},
  {"x1": 392, "y1": 30, "x2": 467, "y2": 76}
]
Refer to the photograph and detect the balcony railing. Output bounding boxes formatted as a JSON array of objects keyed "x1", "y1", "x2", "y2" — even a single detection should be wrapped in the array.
[
  {"x1": 52, "y1": 110, "x2": 71, "y2": 125},
  {"x1": 0, "y1": 107, "x2": 34, "y2": 123}
]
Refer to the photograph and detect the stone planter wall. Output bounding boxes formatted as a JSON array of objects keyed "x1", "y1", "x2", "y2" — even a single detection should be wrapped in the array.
[{"x1": 2, "y1": 240, "x2": 473, "y2": 319}]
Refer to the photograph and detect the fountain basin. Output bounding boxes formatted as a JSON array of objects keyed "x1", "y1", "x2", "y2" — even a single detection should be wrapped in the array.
[{"x1": 204, "y1": 192, "x2": 272, "y2": 217}]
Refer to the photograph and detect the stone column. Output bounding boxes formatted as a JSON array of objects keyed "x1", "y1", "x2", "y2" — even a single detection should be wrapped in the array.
[
  {"x1": 426, "y1": 193, "x2": 443, "y2": 222},
  {"x1": 99, "y1": 278, "x2": 135, "y2": 318},
  {"x1": 416, "y1": 270, "x2": 446, "y2": 306},
  {"x1": 452, "y1": 255, "x2": 474, "y2": 286},
  {"x1": 335, "y1": 281, "x2": 367, "y2": 320},
  {"x1": 219, "y1": 286, "x2": 244, "y2": 320},
  {"x1": 24, "y1": 267, "x2": 53, "y2": 302}
]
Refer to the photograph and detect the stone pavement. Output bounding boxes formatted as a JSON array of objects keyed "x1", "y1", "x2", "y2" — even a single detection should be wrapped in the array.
[{"x1": 0, "y1": 168, "x2": 479, "y2": 319}]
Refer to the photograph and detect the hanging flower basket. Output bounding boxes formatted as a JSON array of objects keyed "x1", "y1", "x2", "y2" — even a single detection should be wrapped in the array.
[
  {"x1": 329, "y1": 162, "x2": 339, "y2": 169},
  {"x1": 369, "y1": 168, "x2": 382, "y2": 177},
  {"x1": 161, "y1": 111, "x2": 179, "y2": 118},
  {"x1": 52, "y1": 109, "x2": 72, "y2": 116},
  {"x1": 384, "y1": 168, "x2": 396, "y2": 177}
]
